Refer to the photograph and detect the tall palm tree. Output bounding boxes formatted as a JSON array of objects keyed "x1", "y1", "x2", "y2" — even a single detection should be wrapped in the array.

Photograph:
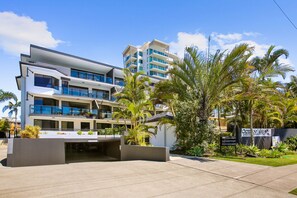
[
  {"x1": 168, "y1": 44, "x2": 252, "y2": 125},
  {"x1": 2, "y1": 93, "x2": 21, "y2": 138},
  {"x1": 251, "y1": 45, "x2": 293, "y2": 80}
]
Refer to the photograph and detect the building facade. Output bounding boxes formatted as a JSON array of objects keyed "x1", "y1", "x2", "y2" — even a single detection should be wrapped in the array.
[
  {"x1": 122, "y1": 39, "x2": 178, "y2": 79},
  {"x1": 15, "y1": 44, "x2": 176, "y2": 147}
]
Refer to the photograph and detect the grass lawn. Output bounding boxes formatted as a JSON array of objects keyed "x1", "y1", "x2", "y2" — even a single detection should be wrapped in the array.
[
  {"x1": 290, "y1": 188, "x2": 297, "y2": 196},
  {"x1": 213, "y1": 154, "x2": 297, "y2": 167}
]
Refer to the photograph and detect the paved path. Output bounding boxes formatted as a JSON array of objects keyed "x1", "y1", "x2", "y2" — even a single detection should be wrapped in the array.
[{"x1": 0, "y1": 146, "x2": 296, "y2": 197}]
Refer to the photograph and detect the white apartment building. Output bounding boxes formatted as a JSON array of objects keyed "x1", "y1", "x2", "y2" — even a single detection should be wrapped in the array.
[
  {"x1": 16, "y1": 44, "x2": 176, "y2": 148},
  {"x1": 122, "y1": 39, "x2": 178, "y2": 79}
]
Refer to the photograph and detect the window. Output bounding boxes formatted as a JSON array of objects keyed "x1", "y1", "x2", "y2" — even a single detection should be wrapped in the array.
[
  {"x1": 34, "y1": 97, "x2": 58, "y2": 106},
  {"x1": 34, "y1": 74, "x2": 59, "y2": 90},
  {"x1": 97, "y1": 123, "x2": 111, "y2": 129},
  {"x1": 62, "y1": 121, "x2": 74, "y2": 131},
  {"x1": 92, "y1": 89, "x2": 109, "y2": 100},
  {"x1": 34, "y1": 119, "x2": 59, "y2": 130},
  {"x1": 81, "y1": 122, "x2": 90, "y2": 130}
]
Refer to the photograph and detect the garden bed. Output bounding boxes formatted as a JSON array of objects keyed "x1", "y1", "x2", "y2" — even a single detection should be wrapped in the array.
[
  {"x1": 212, "y1": 154, "x2": 297, "y2": 167},
  {"x1": 290, "y1": 188, "x2": 297, "y2": 196}
]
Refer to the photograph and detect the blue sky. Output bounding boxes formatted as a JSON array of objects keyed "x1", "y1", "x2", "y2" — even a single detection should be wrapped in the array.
[{"x1": 0, "y1": 0, "x2": 297, "y2": 117}]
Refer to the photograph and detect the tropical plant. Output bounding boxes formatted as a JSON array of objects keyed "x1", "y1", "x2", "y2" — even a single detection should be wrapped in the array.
[
  {"x1": 186, "y1": 145, "x2": 204, "y2": 157},
  {"x1": 20, "y1": 125, "x2": 40, "y2": 138},
  {"x1": 113, "y1": 69, "x2": 155, "y2": 145},
  {"x1": 169, "y1": 44, "x2": 252, "y2": 125},
  {"x1": 2, "y1": 92, "x2": 21, "y2": 138},
  {"x1": 251, "y1": 45, "x2": 293, "y2": 80},
  {"x1": 0, "y1": 90, "x2": 15, "y2": 103},
  {"x1": 0, "y1": 119, "x2": 9, "y2": 133},
  {"x1": 285, "y1": 135, "x2": 297, "y2": 151},
  {"x1": 153, "y1": 44, "x2": 252, "y2": 149}
]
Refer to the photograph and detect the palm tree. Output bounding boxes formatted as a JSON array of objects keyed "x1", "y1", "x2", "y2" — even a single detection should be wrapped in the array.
[
  {"x1": 0, "y1": 89, "x2": 15, "y2": 103},
  {"x1": 286, "y1": 75, "x2": 297, "y2": 97},
  {"x1": 2, "y1": 93, "x2": 21, "y2": 138},
  {"x1": 251, "y1": 45, "x2": 294, "y2": 80},
  {"x1": 168, "y1": 44, "x2": 252, "y2": 125},
  {"x1": 113, "y1": 69, "x2": 154, "y2": 145}
]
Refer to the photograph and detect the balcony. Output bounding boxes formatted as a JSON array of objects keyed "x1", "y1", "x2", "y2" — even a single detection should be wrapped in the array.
[
  {"x1": 71, "y1": 69, "x2": 113, "y2": 84},
  {"x1": 149, "y1": 64, "x2": 167, "y2": 73},
  {"x1": 150, "y1": 71, "x2": 167, "y2": 79},
  {"x1": 30, "y1": 105, "x2": 113, "y2": 119},
  {"x1": 149, "y1": 57, "x2": 168, "y2": 67},
  {"x1": 126, "y1": 61, "x2": 137, "y2": 68},
  {"x1": 149, "y1": 48, "x2": 168, "y2": 59},
  {"x1": 61, "y1": 87, "x2": 110, "y2": 100},
  {"x1": 29, "y1": 105, "x2": 98, "y2": 118},
  {"x1": 115, "y1": 79, "x2": 125, "y2": 86}
]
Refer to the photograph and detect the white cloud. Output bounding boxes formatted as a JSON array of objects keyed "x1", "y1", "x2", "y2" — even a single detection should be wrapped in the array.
[
  {"x1": 170, "y1": 31, "x2": 294, "y2": 81},
  {"x1": 243, "y1": 32, "x2": 261, "y2": 37},
  {"x1": 169, "y1": 32, "x2": 208, "y2": 58},
  {"x1": 170, "y1": 31, "x2": 281, "y2": 60},
  {"x1": 0, "y1": 11, "x2": 62, "y2": 55}
]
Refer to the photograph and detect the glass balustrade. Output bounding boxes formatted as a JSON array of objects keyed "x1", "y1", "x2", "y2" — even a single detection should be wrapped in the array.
[{"x1": 30, "y1": 105, "x2": 99, "y2": 118}]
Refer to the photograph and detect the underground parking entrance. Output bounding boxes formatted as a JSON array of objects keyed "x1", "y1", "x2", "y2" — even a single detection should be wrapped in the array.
[{"x1": 65, "y1": 140, "x2": 121, "y2": 163}]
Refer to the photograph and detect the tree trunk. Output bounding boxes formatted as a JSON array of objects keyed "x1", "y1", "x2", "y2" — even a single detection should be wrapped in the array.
[
  {"x1": 249, "y1": 101, "x2": 254, "y2": 146},
  {"x1": 218, "y1": 106, "x2": 222, "y2": 133},
  {"x1": 14, "y1": 112, "x2": 17, "y2": 138}
]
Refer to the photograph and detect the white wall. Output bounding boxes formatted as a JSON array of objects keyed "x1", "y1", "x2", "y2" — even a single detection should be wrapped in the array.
[{"x1": 150, "y1": 124, "x2": 176, "y2": 150}]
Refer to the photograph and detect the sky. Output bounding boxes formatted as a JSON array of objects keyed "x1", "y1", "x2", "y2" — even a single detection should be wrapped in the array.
[{"x1": 0, "y1": 0, "x2": 297, "y2": 118}]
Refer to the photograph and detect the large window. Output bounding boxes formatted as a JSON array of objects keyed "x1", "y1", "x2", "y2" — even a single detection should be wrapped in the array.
[
  {"x1": 62, "y1": 121, "x2": 74, "y2": 131},
  {"x1": 34, "y1": 74, "x2": 59, "y2": 90},
  {"x1": 70, "y1": 69, "x2": 112, "y2": 84},
  {"x1": 92, "y1": 89, "x2": 109, "y2": 100},
  {"x1": 34, "y1": 119, "x2": 59, "y2": 130}
]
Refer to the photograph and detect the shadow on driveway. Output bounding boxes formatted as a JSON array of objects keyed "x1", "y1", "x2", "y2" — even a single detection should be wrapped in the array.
[{"x1": 1, "y1": 158, "x2": 7, "y2": 166}]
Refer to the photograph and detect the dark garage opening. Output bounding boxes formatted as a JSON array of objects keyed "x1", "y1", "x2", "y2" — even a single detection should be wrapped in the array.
[{"x1": 65, "y1": 141, "x2": 121, "y2": 163}]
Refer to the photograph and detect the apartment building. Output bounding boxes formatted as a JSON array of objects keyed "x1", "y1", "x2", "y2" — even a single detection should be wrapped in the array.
[
  {"x1": 122, "y1": 39, "x2": 178, "y2": 79},
  {"x1": 15, "y1": 45, "x2": 162, "y2": 136}
]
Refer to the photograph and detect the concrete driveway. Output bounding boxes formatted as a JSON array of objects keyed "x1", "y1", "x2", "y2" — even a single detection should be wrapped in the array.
[{"x1": 0, "y1": 145, "x2": 297, "y2": 198}]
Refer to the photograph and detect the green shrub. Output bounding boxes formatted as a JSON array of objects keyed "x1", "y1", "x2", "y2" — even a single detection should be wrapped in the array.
[
  {"x1": 88, "y1": 130, "x2": 94, "y2": 135},
  {"x1": 219, "y1": 145, "x2": 236, "y2": 155},
  {"x1": 77, "y1": 130, "x2": 83, "y2": 135},
  {"x1": 236, "y1": 144, "x2": 249, "y2": 155},
  {"x1": 20, "y1": 125, "x2": 40, "y2": 138},
  {"x1": 258, "y1": 149, "x2": 271, "y2": 158},
  {"x1": 245, "y1": 145, "x2": 260, "y2": 156},
  {"x1": 285, "y1": 135, "x2": 297, "y2": 151},
  {"x1": 186, "y1": 146, "x2": 204, "y2": 157},
  {"x1": 268, "y1": 150, "x2": 283, "y2": 158},
  {"x1": 274, "y1": 142, "x2": 289, "y2": 153}
]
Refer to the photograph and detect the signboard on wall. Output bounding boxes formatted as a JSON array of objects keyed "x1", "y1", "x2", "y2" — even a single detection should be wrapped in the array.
[
  {"x1": 272, "y1": 136, "x2": 281, "y2": 147},
  {"x1": 241, "y1": 128, "x2": 272, "y2": 137}
]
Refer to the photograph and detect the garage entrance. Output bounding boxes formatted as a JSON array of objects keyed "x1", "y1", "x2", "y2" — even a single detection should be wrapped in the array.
[{"x1": 65, "y1": 141, "x2": 121, "y2": 163}]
